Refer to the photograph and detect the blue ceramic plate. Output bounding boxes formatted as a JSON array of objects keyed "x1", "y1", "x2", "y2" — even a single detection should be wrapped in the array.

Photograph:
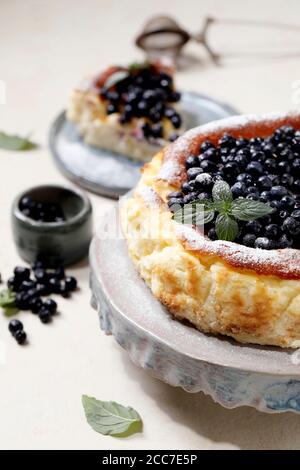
[{"x1": 49, "y1": 92, "x2": 238, "y2": 199}]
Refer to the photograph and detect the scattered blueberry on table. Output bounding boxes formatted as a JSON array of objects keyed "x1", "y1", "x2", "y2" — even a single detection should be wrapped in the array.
[
  {"x1": 3, "y1": 260, "x2": 78, "y2": 345},
  {"x1": 8, "y1": 319, "x2": 27, "y2": 345}
]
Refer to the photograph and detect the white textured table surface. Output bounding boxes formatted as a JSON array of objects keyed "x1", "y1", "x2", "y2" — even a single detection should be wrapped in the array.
[{"x1": 1, "y1": 0, "x2": 300, "y2": 450}]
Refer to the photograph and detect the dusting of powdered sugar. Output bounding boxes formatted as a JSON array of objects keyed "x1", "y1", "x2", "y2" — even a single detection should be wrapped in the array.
[
  {"x1": 136, "y1": 184, "x2": 164, "y2": 208},
  {"x1": 175, "y1": 224, "x2": 300, "y2": 279}
]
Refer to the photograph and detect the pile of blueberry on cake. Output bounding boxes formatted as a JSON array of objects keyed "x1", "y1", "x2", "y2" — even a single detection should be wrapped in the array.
[
  {"x1": 67, "y1": 61, "x2": 183, "y2": 162},
  {"x1": 168, "y1": 125, "x2": 300, "y2": 250}
]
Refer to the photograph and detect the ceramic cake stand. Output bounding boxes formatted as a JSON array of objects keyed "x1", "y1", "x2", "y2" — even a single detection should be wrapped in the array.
[{"x1": 90, "y1": 212, "x2": 300, "y2": 414}]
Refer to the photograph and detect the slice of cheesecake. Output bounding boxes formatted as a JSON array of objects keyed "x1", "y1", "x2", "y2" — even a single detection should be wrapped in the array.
[{"x1": 67, "y1": 61, "x2": 184, "y2": 162}]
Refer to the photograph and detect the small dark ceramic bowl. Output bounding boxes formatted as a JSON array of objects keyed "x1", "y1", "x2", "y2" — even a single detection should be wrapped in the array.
[{"x1": 12, "y1": 185, "x2": 93, "y2": 266}]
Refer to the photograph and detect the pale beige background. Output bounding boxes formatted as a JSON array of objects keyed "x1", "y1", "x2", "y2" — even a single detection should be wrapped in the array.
[{"x1": 0, "y1": 0, "x2": 300, "y2": 450}]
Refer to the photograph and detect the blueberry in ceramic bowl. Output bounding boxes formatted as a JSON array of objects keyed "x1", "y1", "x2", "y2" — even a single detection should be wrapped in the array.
[{"x1": 12, "y1": 185, "x2": 92, "y2": 266}]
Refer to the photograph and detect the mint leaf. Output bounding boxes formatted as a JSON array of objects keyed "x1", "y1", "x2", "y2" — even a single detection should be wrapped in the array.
[
  {"x1": 82, "y1": 395, "x2": 142, "y2": 437},
  {"x1": 231, "y1": 198, "x2": 274, "y2": 221},
  {"x1": 0, "y1": 132, "x2": 37, "y2": 151},
  {"x1": 0, "y1": 289, "x2": 16, "y2": 308},
  {"x1": 212, "y1": 180, "x2": 232, "y2": 206},
  {"x1": 215, "y1": 213, "x2": 238, "y2": 241},
  {"x1": 3, "y1": 307, "x2": 19, "y2": 317},
  {"x1": 128, "y1": 61, "x2": 149, "y2": 72},
  {"x1": 173, "y1": 201, "x2": 214, "y2": 226}
]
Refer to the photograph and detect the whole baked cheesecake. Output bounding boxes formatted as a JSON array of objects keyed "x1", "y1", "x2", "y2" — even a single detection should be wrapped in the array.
[
  {"x1": 67, "y1": 61, "x2": 184, "y2": 162},
  {"x1": 122, "y1": 111, "x2": 300, "y2": 348}
]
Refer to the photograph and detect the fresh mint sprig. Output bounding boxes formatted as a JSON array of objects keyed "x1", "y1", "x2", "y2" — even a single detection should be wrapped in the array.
[{"x1": 172, "y1": 180, "x2": 274, "y2": 242}]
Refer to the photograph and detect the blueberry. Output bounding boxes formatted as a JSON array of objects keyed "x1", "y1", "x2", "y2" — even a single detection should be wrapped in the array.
[
  {"x1": 169, "y1": 91, "x2": 181, "y2": 102},
  {"x1": 185, "y1": 155, "x2": 199, "y2": 169},
  {"x1": 281, "y1": 173, "x2": 294, "y2": 187},
  {"x1": 15, "y1": 330, "x2": 27, "y2": 345},
  {"x1": 199, "y1": 160, "x2": 216, "y2": 172},
  {"x1": 19, "y1": 196, "x2": 33, "y2": 211},
  {"x1": 13, "y1": 267, "x2": 30, "y2": 281},
  {"x1": 231, "y1": 182, "x2": 246, "y2": 197},
  {"x1": 8, "y1": 319, "x2": 23, "y2": 336},
  {"x1": 278, "y1": 210, "x2": 290, "y2": 222},
  {"x1": 20, "y1": 280, "x2": 36, "y2": 292},
  {"x1": 254, "y1": 237, "x2": 272, "y2": 249},
  {"x1": 60, "y1": 284, "x2": 71, "y2": 298},
  {"x1": 171, "y1": 113, "x2": 182, "y2": 129},
  {"x1": 270, "y1": 186, "x2": 288, "y2": 199},
  {"x1": 264, "y1": 158, "x2": 277, "y2": 171},
  {"x1": 281, "y1": 195, "x2": 295, "y2": 210},
  {"x1": 207, "y1": 228, "x2": 218, "y2": 240},
  {"x1": 278, "y1": 234, "x2": 293, "y2": 248},
  {"x1": 246, "y1": 161, "x2": 264, "y2": 176},
  {"x1": 242, "y1": 233, "x2": 256, "y2": 247},
  {"x1": 245, "y1": 221, "x2": 262, "y2": 235},
  {"x1": 237, "y1": 173, "x2": 253, "y2": 185},
  {"x1": 34, "y1": 269, "x2": 48, "y2": 283},
  {"x1": 36, "y1": 283, "x2": 51, "y2": 296},
  {"x1": 218, "y1": 133, "x2": 236, "y2": 148},
  {"x1": 65, "y1": 276, "x2": 78, "y2": 292},
  {"x1": 164, "y1": 107, "x2": 176, "y2": 118},
  {"x1": 43, "y1": 299, "x2": 57, "y2": 315},
  {"x1": 48, "y1": 277, "x2": 61, "y2": 294},
  {"x1": 106, "y1": 103, "x2": 118, "y2": 114},
  {"x1": 279, "y1": 149, "x2": 294, "y2": 162},
  {"x1": 195, "y1": 173, "x2": 213, "y2": 191},
  {"x1": 246, "y1": 193, "x2": 260, "y2": 201},
  {"x1": 7, "y1": 276, "x2": 21, "y2": 292},
  {"x1": 257, "y1": 176, "x2": 272, "y2": 190},
  {"x1": 181, "y1": 182, "x2": 195, "y2": 194},
  {"x1": 278, "y1": 160, "x2": 291, "y2": 174},
  {"x1": 187, "y1": 167, "x2": 203, "y2": 180},
  {"x1": 39, "y1": 308, "x2": 52, "y2": 324},
  {"x1": 200, "y1": 141, "x2": 214, "y2": 152},
  {"x1": 29, "y1": 297, "x2": 43, "y2": 314},
  {"x1": 15, "y1": 292, "x2": 31, "y2": 310},
  {"x1": 151, "y1": 123, "x2": 163, "y2": 138},
  {"x1": 265, "y1": 224, "x2": 280, "y2": 239},
  {"x1": 260, "y1": 191, "x2": 271, "y2": 203},
  {"x1": 291, "y1": 209, "x2": 300, "y2": 220},
  {"x1": 200, "y1": 148, "x2": 218, "y2": 161},
  {"x1": 236, "y1": 138, "x2": 249, "y2": 148},
  {"x1": 223, "y1": 162, "x2": 239, "y2": 178},
  {"x1": 250, "y1": 150, "x2": 266, "y2": 163},
  {"x1": 293, "y1": 179, "x2": 300, "y2": 193},
  {"x1": 167, "y1": 198, "x2": 183, "y2": 211},
  {"x1": 167, "y1": 191, "x2": 182, "y2": 199},
  {"x1": 283, "y1": 217, "x2": 300, "y2": 236},
  {"x1": 292, "y1": 158, "x2": 300, "y2": 176}
]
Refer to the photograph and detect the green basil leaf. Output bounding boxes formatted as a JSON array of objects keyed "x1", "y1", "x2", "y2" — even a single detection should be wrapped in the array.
[
  {"x1": 104, "y1": 71, "x2": 130, "y2": 89},
  {"x1": 0, "y1": 132, "x2": 37, "y2": 151},
  {"x1": 215, "y1": 213, "x2": 239, "y2": 241},
  {"x1": 82, "y1": 395, "x2": 142, "y2": 438},
  {"x1": 212, "y1": 180, "x2": 232, "y2": 205},
  {"x1": 231, "y1": 198, "x2": 274, "y2": 221},
  {"x1": 0, "y1": 289, "x2": 16, "y2": 308}
]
